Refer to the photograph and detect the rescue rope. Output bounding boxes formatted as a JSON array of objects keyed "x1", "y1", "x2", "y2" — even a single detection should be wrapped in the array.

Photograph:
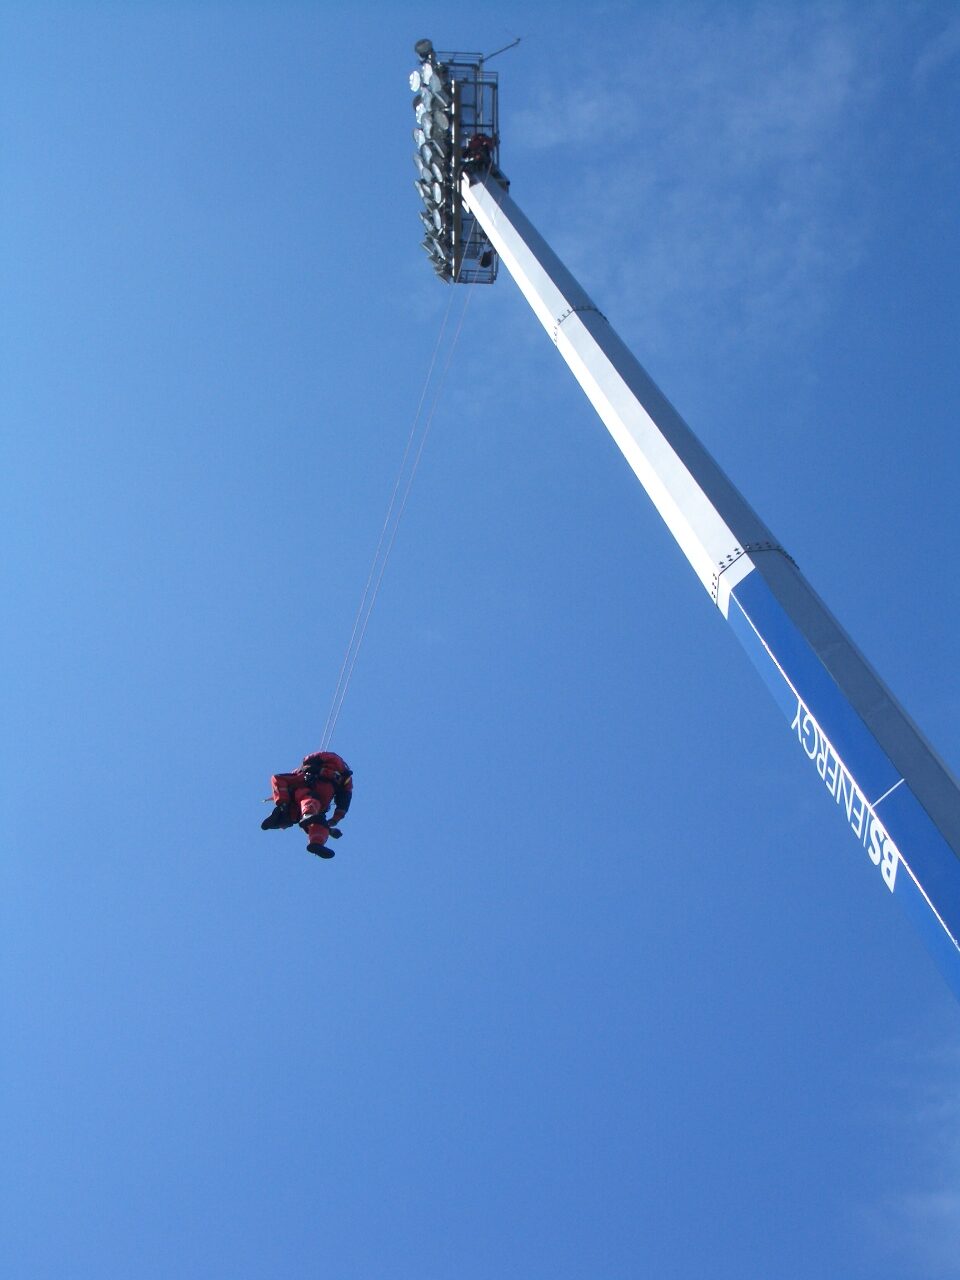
[
  {"x1": 319, "y1": 291, "x2": 458, "y2": 749},
  {"x1": 320, "y1": 212, "x2": 485, "y2": 749}
]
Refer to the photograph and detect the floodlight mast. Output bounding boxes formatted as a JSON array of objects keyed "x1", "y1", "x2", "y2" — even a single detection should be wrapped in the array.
[{"x1": 406, "y1": 41, "x2": 960, "y2": 1000}]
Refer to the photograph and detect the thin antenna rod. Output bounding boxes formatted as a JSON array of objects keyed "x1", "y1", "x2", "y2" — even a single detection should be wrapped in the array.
[{"x1": 479, "y1": 37, "x2": 521, "y2": 66}]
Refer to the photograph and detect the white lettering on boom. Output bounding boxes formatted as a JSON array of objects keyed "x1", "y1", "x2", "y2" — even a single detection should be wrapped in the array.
[{"x1": 790, "y1": 699, "x2": 899, "y2": 892}]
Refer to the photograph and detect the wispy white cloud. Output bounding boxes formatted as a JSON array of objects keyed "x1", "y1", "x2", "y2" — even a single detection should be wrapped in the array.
[
  {"x1": 863, "y1": 1039, "x2": 960, "y2": 1277},
  {"x1": 913, "y1": 15, "x2": 960, "y2": 87},
  {"x1": 889, "y1": 1191, "x2": 960, "y2": 1277},
  {"x1": 509, "y1": 5, "x2": 883, "y2": 360}
]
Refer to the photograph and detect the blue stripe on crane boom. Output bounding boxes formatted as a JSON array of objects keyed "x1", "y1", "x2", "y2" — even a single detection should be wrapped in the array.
[
  {"x1": 729, "y1": 569, "x2": 960, "y2": 998},
  {"x1": 461, "y1": 171, "x2": 960, "y2": 1000}
]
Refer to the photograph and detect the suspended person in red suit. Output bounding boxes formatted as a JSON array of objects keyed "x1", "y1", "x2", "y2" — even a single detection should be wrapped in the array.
[{"x1": 261, "y1": 750, "x2": 353, "y2": 859}]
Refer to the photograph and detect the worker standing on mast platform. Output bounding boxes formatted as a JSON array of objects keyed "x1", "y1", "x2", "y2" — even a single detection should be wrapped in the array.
[{"x1": 261, "y1": 750, "x2": 353, "y2": 859}]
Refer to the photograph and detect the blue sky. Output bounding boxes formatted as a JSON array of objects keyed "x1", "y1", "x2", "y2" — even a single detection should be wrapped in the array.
[{"x1": 3, "y1": 3, "x2": 960, "y2": 1277}]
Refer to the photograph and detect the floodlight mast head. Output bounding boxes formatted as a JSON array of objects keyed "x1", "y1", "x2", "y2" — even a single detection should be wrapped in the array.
[{"x1": 407, "y1": 39, "x2": 508, "y2": 284}]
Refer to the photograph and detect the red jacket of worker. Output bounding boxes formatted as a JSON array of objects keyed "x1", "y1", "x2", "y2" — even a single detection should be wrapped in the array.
[{"x1": 299, "y1": 751, "x2": 353, "y2": 822}]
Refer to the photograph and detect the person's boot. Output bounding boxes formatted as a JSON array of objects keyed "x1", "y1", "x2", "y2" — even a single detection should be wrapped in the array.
[
  {"x1": 305, "y1": 818, "x2": 334, "y2": 858},
  {"x1": 261, "y1": 804, "x2": 292, "y2": 830}
]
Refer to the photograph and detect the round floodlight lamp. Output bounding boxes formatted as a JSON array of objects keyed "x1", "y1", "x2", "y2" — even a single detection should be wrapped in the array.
[
  {"x1": 424, "y1": 113, "x2": 448, "y2": 142},
  {"x1": 409, "y1": 69, "x2": 422, "y2": 92},
  {"x1": 414, "y1": 38, "x2": 434, "y2": 60},
  {"x1": 423, "y1": 83, "x2": 451, "y2": 111},
  {"x1": 429, "y1": 161, "x2": 444, "y2": 183}
]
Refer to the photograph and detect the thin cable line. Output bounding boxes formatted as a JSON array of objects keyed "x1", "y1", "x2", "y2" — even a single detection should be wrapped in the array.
[
  {"x1": 320, "y1": 190, "x2": 489, "y2": 747},
  {"x1": 319, "y1": 287, "x2": 459, "y2": 748},
  {"x1": 324, "y1": 283, "x2": 476, "y2": 743}
]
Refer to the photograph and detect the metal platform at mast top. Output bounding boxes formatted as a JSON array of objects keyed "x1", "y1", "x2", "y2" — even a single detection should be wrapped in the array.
[{"x1": 409, "y1": 41, "x2": 505, "y2": 284}]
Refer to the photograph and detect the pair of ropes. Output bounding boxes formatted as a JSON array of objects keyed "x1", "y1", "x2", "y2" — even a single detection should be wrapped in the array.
[{"x1": 319, "y1": 221, "x2": 485, "y2": 749}]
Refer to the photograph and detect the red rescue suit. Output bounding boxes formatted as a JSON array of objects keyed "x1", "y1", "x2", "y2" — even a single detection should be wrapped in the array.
[
  {"x1": 271, "y1": 751, "x2": 353, "y2": 852},
  {"x1": 463, "y1": 132, "x2": 495, "y2": 164}
]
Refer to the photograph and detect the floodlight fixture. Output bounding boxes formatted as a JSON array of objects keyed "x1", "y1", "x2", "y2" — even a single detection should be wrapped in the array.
[
  {"x1": 422, "y1": 241, "x2": 447, "y2": 267},
  {"x1": 421, "y1": 83, "x2": 452, "y2": 112},
  {"x1": 408, "y1": 39, "x2": 503, "y2": 284},
  {"x1": 424, "y1": 224, "x2": 451, "y2": 254}
]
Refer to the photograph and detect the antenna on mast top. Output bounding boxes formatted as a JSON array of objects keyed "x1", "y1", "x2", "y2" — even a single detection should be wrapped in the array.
[{"x1": 479, "y1": 36, "x2": 521, "y2": 68}]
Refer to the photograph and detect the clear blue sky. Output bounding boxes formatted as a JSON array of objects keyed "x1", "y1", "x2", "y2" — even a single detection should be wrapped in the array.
[{"x1": 3, "y1": 3, "x2": 960, "y2": 1277}]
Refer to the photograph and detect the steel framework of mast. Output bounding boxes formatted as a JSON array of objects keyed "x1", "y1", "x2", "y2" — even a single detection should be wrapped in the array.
[{"x1": 408, "y1": 40, "x2": 960, "y2": 999}]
